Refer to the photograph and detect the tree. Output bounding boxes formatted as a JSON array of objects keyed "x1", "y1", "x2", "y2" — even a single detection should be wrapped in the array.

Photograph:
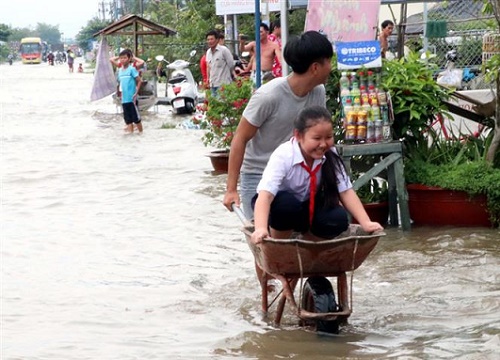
[
  {"x1": 76, "y1": 17, "x2": 112, "y2": 51},
  {"x1": 35, "y1": 23, "x2": 62, "y2": 45},
  {"x1": 9, "y1": 27, "x2": 33, "y2": 42},
  {"x1": 478, "y1": 0, "x2": 500, "y2": 165},
  {"x1": 0, "y1": 23, "x2": 11, "y2": 42}
]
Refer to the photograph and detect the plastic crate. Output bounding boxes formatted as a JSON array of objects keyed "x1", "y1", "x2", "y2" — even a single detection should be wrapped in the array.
[
  {"x1": 482, "y1": 52, "x2": 498, "y2": 65},
  {"x1": 482, "y1": 32, "x2": 500, "y2": 52}
]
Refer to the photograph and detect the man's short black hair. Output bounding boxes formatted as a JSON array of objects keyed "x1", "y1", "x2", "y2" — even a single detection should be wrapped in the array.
[
  {"x1": 381, "y1": 20, "x2": 394, "y2": 29},
  {"x1": 260, "y1": 23, "x2": 270, "y2": 32},
  {"x1": 206, "y1": 29, "x2": 219, "y2": 39},
  {"x1": 283, "y1": 31, "x2": 333, "y2": 74}
]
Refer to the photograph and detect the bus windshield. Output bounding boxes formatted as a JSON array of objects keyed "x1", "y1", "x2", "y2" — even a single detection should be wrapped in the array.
[{"x1": 20, "y1": 43, "x2": 42, "y2": 54}]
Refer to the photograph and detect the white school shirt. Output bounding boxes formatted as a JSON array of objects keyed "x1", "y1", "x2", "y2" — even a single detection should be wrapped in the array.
[{"x1": 256, "y1": 138, "x2": 352, "y2": 201}]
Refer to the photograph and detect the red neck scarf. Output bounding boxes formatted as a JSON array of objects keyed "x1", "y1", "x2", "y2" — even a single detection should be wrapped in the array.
[{"x1": 300, "y1": 161, "x2": 321, "y2": 225}]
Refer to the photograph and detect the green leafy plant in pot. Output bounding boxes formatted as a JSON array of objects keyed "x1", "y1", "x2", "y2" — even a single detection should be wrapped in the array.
[
  {"x1": 381, "y1": 52, "x2": 451, "y2": 143},
  {"x1": 195, "y1": 78, "x2": 253, "y2": 150},
  {"x1": 404, "y1": 129, "x2": 500, "y2": 227}
]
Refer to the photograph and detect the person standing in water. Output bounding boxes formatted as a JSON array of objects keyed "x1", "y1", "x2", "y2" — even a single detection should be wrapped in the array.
[
  {"x1": 67, "y1": 49, "x2": 75, "y2": 72},
  {"x1": 116, "y1": 49, "x2": 143, "y2": 133}
]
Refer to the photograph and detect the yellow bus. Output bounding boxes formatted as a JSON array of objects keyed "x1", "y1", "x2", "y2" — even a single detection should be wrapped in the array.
[{"x1": 20, "y1": 37, "x2": 43, "y2": 64}]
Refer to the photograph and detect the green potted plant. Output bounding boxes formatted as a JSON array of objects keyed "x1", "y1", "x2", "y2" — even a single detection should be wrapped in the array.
[
  {"x1": 381, "y1": 51, "x2": 500, "y2": 227},
  {"x1": 194, "y1": 78, "x2": 253, "y2": 172},
  {"x1": 404, "y1": 130, "x2": 500, "y2": 227}
]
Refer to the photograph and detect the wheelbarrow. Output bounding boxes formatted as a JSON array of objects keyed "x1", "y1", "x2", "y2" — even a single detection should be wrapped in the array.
[{"x1": 233, "y1": 205, "x2": 385, "y2": 333}]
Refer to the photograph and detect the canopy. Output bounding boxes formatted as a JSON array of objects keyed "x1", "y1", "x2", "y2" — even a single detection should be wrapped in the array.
[{"x1": 93, "y1": 14, "x2": 177, "y2": 55}]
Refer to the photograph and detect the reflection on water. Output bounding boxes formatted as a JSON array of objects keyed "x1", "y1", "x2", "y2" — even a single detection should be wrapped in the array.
[{"x1": 1, "y1": 62, "x2": 499, "y2": 359}]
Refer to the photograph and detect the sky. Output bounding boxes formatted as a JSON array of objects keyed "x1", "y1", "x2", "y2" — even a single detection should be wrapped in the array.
[{"x1": 0, "y1": 0, "x2": 101, "y2": 39}]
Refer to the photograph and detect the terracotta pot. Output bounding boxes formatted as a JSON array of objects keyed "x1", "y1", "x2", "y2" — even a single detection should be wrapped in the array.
[
  {"x1": 353, "y1": 202, "x2": 389, "y2": 226},
  {"x1": 207, "y1": 150, "x2": 229, "y2": 173},
  {"x1": 407, "y1": 184, "x2": 492, "y2": 227}
]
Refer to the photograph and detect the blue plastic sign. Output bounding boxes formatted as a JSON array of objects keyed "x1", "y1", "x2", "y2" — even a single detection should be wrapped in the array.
[{"x1": 336, "y1": 41, "x2": 382, "y2": 70}]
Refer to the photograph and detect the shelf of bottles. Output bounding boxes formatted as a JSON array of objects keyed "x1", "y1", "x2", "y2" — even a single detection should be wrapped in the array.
[{"x1": 340, "y1": 69, "x2": 393, "y2": 144}]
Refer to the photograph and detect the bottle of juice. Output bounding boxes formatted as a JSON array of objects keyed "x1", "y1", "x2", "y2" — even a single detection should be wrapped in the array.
[
  {"x1": 371, "y1": 98, "x2": 381, "y2": 120},
  {"x1": 367, "y1": 70, "x2": 375, "y2": 88},
  {"x1": 350, "y1": 80, "x2": 361, "y2": 109},
  {"x1": 340, "y1": 71, "x2": 350, "y2": 90},
  {"x1": 343, "y1": 98, "x2": 353, "y2": 118},
  {"x1": 361, "y1": 104, "x2": 372, "y2": 121},
  {"x1": 368, "y1": 85, "x2": 377, "y2": 105},
  {"x1": 353, "y1": 96, "x2": 361, "y2": 112},
  {"x1": 340, "y1": 87, "x2": 351, "y2": 108},
  {"x1": 367, "y1": 121, "x2": 375, "y2": 143},
  {"x1": 381, "y1": 103, "x2": 389, "y2": 124},
  {"x1": 378, "y1": 91, "x2": 387, "y2": 105},
  {"x1": 360, "y1": 85, "x2": 369, "y2": 105}
]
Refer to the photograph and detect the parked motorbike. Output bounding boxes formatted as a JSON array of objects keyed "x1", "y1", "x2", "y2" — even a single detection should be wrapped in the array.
[
  {"x1": 234, "y1": 51, "x2": 251, "y2": 79},
  {"x1": 424, "y1": 49, "x2": 480, "y2": 90},
  {"x1": 156, "y1": 50, "x2": 198, "y2": 115}
]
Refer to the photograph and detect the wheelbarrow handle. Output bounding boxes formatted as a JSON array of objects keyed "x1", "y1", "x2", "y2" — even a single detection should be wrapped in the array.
[{"x1": 231, "y1": 203, "x2": 252, "y2": 227}]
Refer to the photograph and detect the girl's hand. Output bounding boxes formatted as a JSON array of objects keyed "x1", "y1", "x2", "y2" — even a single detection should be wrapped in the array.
[
  {"x1": 251, "y1": 228, "x2": 269, "y2": 244},
  {"x1": 360, "y1": 221, "x2": 384, "y2": 233}
]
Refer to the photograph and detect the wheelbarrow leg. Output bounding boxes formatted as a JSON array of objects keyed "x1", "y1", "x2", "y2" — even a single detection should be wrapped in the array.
[
  {"x1": 256, "y1": 262, "x2": 269, "y2": 315},
  {"x1": 274, "y1": 278, "x2": 298, "y2": 326},
  {"x1": 337, "y1": 273, "x2": 350, "y2": 325}
]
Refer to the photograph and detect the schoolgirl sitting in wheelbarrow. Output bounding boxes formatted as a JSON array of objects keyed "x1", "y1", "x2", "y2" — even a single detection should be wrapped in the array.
[{"x1": 251, "y1": 105, "x2": 384, "y2": 244}]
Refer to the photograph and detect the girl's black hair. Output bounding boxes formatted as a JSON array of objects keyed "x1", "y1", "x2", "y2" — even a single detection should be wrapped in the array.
[
  {"x1": 319, "y1": 148, "x2": 347, "y2": 209},
  {"x1": 294, "y1": 106, "x2": 347, "y2": 209}
]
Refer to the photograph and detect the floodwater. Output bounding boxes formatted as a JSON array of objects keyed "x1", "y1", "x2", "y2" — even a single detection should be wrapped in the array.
[{"x1": 1, "y1": 61, "x2": 499, "y2": 360}]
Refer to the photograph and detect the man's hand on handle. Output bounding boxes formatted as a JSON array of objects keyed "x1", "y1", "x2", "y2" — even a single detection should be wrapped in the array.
[{"x1": 223, "y1": 189, "x2": 240, "y2": 211}]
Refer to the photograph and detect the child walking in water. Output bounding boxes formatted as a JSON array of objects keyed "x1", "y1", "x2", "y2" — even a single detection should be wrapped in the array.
[
  {"x1": 251, "y1": 106, "x2": 383, "y2": 244},
  {"x1": 116, "y1": 49, "x2": 143, "y2": 133}
]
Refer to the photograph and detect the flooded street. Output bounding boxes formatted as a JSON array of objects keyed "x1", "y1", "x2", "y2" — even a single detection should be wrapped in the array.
[{"x1": 1, "y1": 61, "x2": 499, "y2": 360}]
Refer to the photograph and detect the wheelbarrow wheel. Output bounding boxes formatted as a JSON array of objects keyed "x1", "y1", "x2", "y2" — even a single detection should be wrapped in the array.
[{"x1": 301, "y1": 276, "x2": 340, "y2": 334}]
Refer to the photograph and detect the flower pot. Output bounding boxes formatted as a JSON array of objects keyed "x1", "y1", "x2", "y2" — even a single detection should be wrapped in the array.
[
  {"x1": 207, "y1": 150, "x2": 229, "y2": 173},
  {"x1": 352, "y1": 202, "x2": 389, "y2": 226},
  {"x1": 407, "y1": 184, "x2": 492, "y2": 227}
]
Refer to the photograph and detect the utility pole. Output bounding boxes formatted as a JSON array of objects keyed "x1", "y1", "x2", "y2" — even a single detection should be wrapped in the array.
[{"x1": 100, "y1": 0, "x2": 106, "y2": 20}]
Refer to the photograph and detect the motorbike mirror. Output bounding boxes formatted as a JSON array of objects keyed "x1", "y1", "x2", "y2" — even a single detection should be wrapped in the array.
[
  {"x1": 241, "y1": 51, "x2": 250, "y2": 58},
  {"x1": 155, "y1": 55, "x2": 165, "y2": 62},
  {"x1": 189, "y1": 50, "x2": 196, "y2": 58}
]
